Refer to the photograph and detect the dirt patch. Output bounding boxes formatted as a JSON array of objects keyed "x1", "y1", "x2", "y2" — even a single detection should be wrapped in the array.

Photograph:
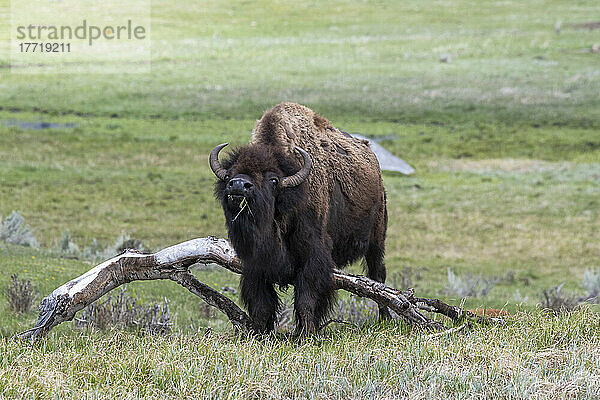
[{"x1": 569, "y1": 21, "x2": 600, "y2": 30}]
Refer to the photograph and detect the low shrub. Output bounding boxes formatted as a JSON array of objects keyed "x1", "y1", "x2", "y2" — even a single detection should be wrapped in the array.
[
  {"x1": 582, "y1": 267, "x2": 600, "y2": 302},
  {"x1": 74, "y1": 287, "x2": 171, "y2": 335},
  {"x1": 444, "y1": 268, "x2": 498, "y2": 297},
  {"x1": 57, "y1": 233, "x2": 151, "y2": 261},
  {"x1": 0, "y1": 211, "x2": 39, "y2": 248},
  {"x1": 4, "y1": 274, "x2": 38, "y2": 314},
  {"x1": 539, "y1": 284, "x2": 583, "y2": 315}
]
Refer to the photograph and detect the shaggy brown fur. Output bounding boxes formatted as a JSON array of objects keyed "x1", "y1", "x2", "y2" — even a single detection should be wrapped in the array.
[
  {"x1": 214, "y1": 102, "x2": 388, "y2": 335},
  {"x1": 251, "y1": 102, "x2": 386, "y2": 235}
]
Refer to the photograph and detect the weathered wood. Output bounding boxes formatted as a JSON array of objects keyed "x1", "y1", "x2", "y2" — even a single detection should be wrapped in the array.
[
  {"x1": 18, "y1": 236, "x2": 502, "y2": 340},
  {"x1": 170, "y1": 271, "x2": 258, "y2": 334}
]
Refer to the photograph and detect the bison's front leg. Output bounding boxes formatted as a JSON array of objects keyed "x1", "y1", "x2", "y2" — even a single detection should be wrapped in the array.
[
  {"x1": 240, "y1": 272, "x2": 279, "y2": 333},
  {"x1": 293, "y1": 258, "x2": 334, "y2": 336}
]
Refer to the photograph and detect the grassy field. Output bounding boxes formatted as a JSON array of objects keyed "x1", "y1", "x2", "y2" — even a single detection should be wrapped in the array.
[
  {"x1": 3, "y1": 310, "x2": 600, "y2": 399},
  {"x1": 1, "y1": 0, "x2": 600, "y2": 398}
]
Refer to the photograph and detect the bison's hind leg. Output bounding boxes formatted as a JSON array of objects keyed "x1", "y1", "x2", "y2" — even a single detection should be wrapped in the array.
[
  {"x1": 364, "y1": 242, "x2": 391, "y2": 320},
  {"x1": 364, "y1": 205, "x2": 391, "y2": 321}
]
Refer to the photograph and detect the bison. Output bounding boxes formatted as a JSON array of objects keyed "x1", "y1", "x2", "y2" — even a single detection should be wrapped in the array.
[{"x1": 209, "y1": 102, "x2": 389, "y2": 335}]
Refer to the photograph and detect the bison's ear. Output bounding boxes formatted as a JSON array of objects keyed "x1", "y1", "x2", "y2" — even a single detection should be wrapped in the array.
[
  {"x1": 209, "y1": 143, "x2": 229, "y2": 180},
  {"x1": 280, "y1": 147, "x2": 312, "y2": 188}
]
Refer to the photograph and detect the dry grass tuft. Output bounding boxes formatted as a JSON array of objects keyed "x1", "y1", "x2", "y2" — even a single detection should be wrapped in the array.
[{"x1": 4, "y1": 274, "x2": 38, "y2": 314}]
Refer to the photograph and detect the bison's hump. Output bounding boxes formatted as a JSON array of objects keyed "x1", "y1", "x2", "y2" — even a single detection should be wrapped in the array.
[{"x1": 251, "y1": 102, "x2": 385, "y2": 219}]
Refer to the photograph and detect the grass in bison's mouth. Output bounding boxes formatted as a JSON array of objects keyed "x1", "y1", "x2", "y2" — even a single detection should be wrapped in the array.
[{"x1": 231, "y1": 196, "x2": 253, "y2": 221}]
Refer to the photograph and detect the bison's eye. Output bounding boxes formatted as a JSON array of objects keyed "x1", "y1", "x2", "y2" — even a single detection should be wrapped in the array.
[{"x1": 270, "y1": 177, "x2": 279, "y2": 186}]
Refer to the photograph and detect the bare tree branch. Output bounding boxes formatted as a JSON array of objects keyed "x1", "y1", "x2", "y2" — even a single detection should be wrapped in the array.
[
  {"x1": 18, "y1": 236, "x2": 502, "y2": 340},
  {"x1": 170, "y1": 271, "x2": 258, "y2": 334}
]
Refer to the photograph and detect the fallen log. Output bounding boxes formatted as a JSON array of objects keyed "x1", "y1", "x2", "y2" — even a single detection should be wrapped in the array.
[{"x1": 18, "y1": 236, "x2": 502, "y2": 340}]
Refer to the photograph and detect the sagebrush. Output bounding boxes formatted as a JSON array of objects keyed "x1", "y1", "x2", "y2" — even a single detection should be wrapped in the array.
[
  {"x1": 444, "y1": 268, "x2": 497, "y2": 298},
  {"x1": 4, "y1": 274, "x2": 37, "y2": 314},
  {"x1": 74, "y1": 287, "x2": 171, "y2": 335},
  {"x1": 57, "y1": 232, "x2": 151, "y2": 261},
  {"x1": 0, "y1": 211, "x2": 39, "y2": 248}
]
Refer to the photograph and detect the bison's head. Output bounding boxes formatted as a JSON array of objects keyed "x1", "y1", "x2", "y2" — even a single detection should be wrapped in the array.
[{"x1": 210, "y1": 143, "x2": 311, "y2": 254}]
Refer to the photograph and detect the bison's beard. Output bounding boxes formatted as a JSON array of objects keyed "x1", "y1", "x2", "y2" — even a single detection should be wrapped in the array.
[
  {"x1": 223, "y1": 190, "x2": 274, "y2": 256},
  {"x1": 222, "y1": 191, "x2": 293, "y2": 284}
]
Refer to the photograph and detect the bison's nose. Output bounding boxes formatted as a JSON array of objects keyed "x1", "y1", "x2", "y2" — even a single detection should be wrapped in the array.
[{"x1": 227, "y1": 178, "x2": 253, "y2": 196}]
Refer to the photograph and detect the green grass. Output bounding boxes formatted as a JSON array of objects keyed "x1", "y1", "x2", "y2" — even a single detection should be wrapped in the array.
[
  {"x1": 1, "y1": 0, "x2": 599, "y2": 397},
  {"x1": 1, "y1": 0, "x2": 599, "y2": 124},
  {"x1": 2, "y1": 310, "x2": 600, "y2": 399}
]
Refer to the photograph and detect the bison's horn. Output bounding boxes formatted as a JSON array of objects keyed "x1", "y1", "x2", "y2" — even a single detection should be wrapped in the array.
[
  {"x1": 281, "y1": 147, "x2": 312, "y2": 188},
  {"x1": 209, "y1": 143, "x2": 229, "y2": 181}
]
